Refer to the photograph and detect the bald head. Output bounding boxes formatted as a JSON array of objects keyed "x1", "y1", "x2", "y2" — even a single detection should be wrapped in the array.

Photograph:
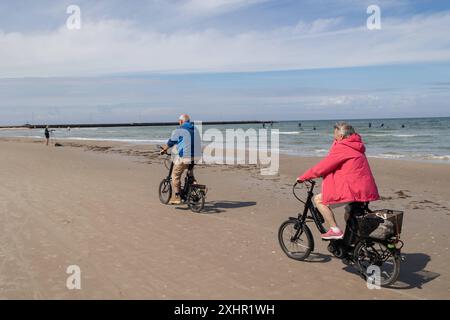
[{"x1": 179, "y1": 114, "x2": 190, "y2": 124}]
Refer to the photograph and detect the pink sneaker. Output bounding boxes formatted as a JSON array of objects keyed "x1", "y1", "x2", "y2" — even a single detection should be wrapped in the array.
[{"x1": 321, "y1": 228, "x2": 344, "y2": 240}]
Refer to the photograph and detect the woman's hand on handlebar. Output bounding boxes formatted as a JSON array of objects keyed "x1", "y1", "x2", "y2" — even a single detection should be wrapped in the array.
[{"x1": 296, "y1": 178, "x2": 314, "y2": 185}]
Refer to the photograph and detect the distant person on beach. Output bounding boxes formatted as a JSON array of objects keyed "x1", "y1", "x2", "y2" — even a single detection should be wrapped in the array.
[
  {"x1": 160, "y1": 114, "x2": 201, "y2": 205},
  {"x1": 297, "y1": 122, "x2": 380, "y2": 240},
  {"x1": 44, "y1": 126, "x2": 50, "y2": 146},
  {"x1": 369, "y1": 122, "x2": 372, "y2": 128},
  {"x1": 298, "y1": 123, "x2": 302, "y2": 127}
]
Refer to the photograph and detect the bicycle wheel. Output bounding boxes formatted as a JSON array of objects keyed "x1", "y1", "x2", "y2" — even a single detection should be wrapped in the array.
[
  {"x1": 187, "y1": 187, "x2": 205, "y2": 213},
  {"x1": 354, "y1": 240, "x2": 401, "y2": 287},
  {"x1": 278, "y1": 220, "x2": 313, "y2": 261},
  {"x1": 158, "y1": 179, "x2": 172, "y2": 204}
]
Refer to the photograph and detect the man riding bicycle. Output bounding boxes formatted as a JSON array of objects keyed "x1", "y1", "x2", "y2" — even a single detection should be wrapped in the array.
[
  {"x1": 160, "y1": 114, "x2": 201, "y2": 205},
  {"x1": 297, "y1": 122, "x2": 380, "y2": 240}
]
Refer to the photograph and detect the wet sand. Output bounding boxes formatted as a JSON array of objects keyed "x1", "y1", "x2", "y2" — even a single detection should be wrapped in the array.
[{"x1": 0, "y1": 137, "x2": 449, "y2": 299}]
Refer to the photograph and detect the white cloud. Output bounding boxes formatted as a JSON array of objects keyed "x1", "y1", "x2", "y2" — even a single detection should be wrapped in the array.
[
  {"x1": 294, "y1": 17, "x2": 344, "y2": 34},
  {"x1": 180, "y1": 0, "x2": 268, "y2": 16},
  {"x1": 1, "y1": 11, "x2": 450, "y2": 78}
]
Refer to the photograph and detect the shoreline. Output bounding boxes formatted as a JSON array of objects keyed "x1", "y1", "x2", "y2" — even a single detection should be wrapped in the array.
[{"x1": 2, "y1": 135, "x2": 450, "y2": 166}]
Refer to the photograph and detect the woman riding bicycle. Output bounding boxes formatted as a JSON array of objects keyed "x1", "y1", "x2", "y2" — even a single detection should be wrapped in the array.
[{"x1": 297, "y1": 122, "x2": 380, "y2": 240}]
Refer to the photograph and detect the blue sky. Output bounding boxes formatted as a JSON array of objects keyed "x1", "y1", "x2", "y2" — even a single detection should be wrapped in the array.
[{"x1": 0, "y1": 0, "x2": 450, "y2": 124}]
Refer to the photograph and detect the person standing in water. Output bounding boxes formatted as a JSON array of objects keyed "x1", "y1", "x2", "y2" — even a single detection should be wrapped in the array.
[{"x1": 44, "y1": 126, "x2": 50, "y2": 146}]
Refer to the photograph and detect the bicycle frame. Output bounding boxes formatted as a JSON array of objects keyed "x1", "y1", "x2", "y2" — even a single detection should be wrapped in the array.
[
  {"x1": 181, "y1": 165, "x2": 196, "y2": 200},
  {"x1": 166, "y1": 161, "x2": 174, "y2": 180},
  {"x1": 289, "y1": 181, "x2": 327, "y2": 234},
  {"x1": 163, "y1": 157, "x2": 196, "y2": 200}
]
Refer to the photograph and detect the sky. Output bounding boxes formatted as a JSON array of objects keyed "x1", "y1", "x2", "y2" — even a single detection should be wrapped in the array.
[{"x1": 0, "y1": 0, "x2": 450, "y2": 125}]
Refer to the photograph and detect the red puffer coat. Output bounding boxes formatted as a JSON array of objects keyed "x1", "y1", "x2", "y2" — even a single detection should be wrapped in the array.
[{"x1": 298, "y1": 133, "x2": 380, "y2": 205}]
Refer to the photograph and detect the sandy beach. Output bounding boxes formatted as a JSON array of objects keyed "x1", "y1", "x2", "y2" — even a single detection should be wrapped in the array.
[{"x1": 0, "y1": 137, "x2": 449, "y2": 299}]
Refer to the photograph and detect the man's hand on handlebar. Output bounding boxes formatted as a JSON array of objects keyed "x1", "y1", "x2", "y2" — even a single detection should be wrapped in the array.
[{"x1": 159, "y1": 145, "x2": 169, "y2": 155}]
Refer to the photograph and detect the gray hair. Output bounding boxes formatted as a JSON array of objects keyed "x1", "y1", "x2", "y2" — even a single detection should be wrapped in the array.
[
  {"x1": 179, "y1": 114, "x2": 190, "y2": 122},
  {"x1": 334, "y1": 122, "x2": 355, "y2": 138}
]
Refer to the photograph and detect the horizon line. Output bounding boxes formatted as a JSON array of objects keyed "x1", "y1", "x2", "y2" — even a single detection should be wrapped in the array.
[{"x1": 1, "y1": 115, "x2": 449, "y2": 129}]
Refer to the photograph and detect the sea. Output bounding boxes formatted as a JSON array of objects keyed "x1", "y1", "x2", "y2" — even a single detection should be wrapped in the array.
[{"x1": 1, "y1": 117, "x2": 449, "y2": 163}]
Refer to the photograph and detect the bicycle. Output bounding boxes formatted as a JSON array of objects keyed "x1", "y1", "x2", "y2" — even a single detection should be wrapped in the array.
[
  {"x1": 278, "y1": 180, "x2": 403, "y2": 287},
  {"x1": 157, "y1": 145, "x2": 207, "y2": 213}
]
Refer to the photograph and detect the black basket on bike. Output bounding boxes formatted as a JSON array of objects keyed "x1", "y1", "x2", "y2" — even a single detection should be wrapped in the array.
[{"x1": 356, "y1": 209, "x2": 404, "y2": 240}]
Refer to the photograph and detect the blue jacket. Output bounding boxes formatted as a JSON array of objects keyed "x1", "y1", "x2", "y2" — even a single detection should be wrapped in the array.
[{"x1": 167, "y1": 121, "x2": 201, "y2": 159}]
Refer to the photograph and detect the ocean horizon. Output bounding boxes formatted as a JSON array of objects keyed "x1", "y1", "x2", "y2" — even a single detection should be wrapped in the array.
[{"x1": 1, "y1": 117, "x2": 449, "y2": 163}]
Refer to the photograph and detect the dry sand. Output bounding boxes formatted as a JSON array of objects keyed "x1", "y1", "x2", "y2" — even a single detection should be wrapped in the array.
[{"x1": 0, "y1": 137, "x2": 449, "y2": 299}]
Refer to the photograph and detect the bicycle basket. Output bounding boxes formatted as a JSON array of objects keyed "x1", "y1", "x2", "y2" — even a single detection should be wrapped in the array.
[
  {"x1": 192, "y1": 184, "x2": 208, "y2": 195},
  {"x1": 356, "y1": 209, "x2": 404, "y2": 240}
]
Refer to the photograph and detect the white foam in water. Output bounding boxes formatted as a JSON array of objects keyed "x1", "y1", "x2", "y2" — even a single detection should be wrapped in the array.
[
  {"x1": 365, "y1": 133, "x2": 419, "y2": 137},
  {"x1": 71, "y1": 127, "x2": 99, "y2": 131},
  {"x1": 59, "y1": 137, "x2": 167, "y2": 144},
  {"x1": 12, "y1": 135, "x2": 43, "y2": 139},
  {"x1": 363, "y1": 133, "x2": 391, "y2": 137},
  {"x1": 424, "y1": 155, "x2": 450, "y2": 161},
  {"x1": 392, "y1": 134, "x2": 419, "y2": 137},
  {"x1": 374, "y1": 153, "x2": 406, "y2": 159},
  {"x1": 274, "y1": 131, "x2": 301, "y2": 135}
]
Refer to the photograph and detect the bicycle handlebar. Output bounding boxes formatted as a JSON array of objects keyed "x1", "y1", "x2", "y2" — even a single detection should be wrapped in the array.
[
  {"x1": 292, "y1": 179, "x2": 316, "y2": 204},
  {"x1": 157, "y1": 144, "x2": 172, "y2": 156},
  {"x1": 294, "y1": 179, "x2": 315, "y2": 187}
]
